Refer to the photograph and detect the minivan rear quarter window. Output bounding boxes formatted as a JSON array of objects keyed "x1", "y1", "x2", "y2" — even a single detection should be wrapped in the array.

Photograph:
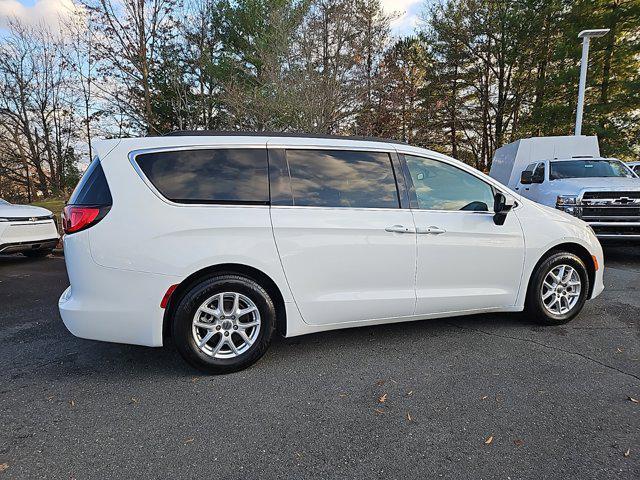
[
  {"x1": 285, "y1": 149, "x2": 399, "y2": 208},
  {"x1": 136, "y1": 148, "x2": 269, "y2": 204},
  {"x1": 69, "y1": 158, "x2": 112, "y2": 206}
]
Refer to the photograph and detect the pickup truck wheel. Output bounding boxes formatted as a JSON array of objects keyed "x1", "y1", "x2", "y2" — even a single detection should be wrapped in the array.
[
  {"x1": 171, "y1": 274, "x2": 275, "y2": 374},
  {"x1": 525, "y1": 252, "x2": 589, "y2": 325}
]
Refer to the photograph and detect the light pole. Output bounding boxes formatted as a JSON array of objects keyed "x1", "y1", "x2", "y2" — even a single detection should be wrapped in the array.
[{"x1": 575, "y1": 29, "x2": 610, "y2": 136}]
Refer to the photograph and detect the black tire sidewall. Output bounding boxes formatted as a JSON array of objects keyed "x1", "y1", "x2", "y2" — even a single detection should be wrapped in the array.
[
  {"x1": 527, "y1": 252, "x2": 589, "y2": 325},
  {"x1": 172, "y1": 275, "x2": 275, "y2": 374}
]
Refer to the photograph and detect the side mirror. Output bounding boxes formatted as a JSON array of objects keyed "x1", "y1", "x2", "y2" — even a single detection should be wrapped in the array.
[
  {"x1": 520, "y1": 170, "x2": 533, "y2": 184},
  {"x1": 493, "y1": 192, "x2": 514, "y2": 226}
]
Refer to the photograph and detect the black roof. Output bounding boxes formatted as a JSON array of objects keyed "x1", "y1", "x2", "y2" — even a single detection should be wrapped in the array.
[{"x1": 163, "y1": 130, "x2": 408, "y2": 145}]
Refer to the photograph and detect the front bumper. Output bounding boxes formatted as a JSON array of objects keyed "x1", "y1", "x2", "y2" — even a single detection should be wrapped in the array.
[{"x1": 0, "y1": 238, "x2": 59, "y2": 254}]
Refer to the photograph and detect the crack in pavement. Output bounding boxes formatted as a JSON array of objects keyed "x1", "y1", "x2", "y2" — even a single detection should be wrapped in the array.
[{"x1": 448, "y1": 322, "x2": 640, "y2": 384}]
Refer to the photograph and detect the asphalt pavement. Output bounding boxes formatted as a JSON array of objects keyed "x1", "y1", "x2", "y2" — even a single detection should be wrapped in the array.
[{"x1": 0, "y1": 247, "x2": 638, "y2": 479}]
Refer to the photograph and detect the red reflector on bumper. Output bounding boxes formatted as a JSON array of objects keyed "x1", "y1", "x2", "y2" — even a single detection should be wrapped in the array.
[{"x1": 160, "y1": 284, "x2": 178, "y2": 309}]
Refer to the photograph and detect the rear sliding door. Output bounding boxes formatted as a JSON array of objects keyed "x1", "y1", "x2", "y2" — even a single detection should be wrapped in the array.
[{"x1": 270, "y1": 148, "x2": 417, "y2": 326}]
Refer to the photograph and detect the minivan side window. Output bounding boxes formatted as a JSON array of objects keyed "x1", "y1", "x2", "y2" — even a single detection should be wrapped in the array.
[
  {"x1": 136, "y1": 149, "x2": 269, "y2": 204},
  {"x1": 405, "y1": 155, "x2": 494, "y2": 212},
  {"x1": 285, "y1": 150, "x2": 400, "y2": 209}
]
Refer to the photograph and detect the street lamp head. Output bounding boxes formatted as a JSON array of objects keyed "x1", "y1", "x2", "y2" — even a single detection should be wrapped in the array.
[{"x1": 578, "y1": 29, "x2": 610, "y2": 39}]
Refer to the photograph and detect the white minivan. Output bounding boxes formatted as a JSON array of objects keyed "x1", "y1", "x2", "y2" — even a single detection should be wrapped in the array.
[{"x1": 59, "y1": 133, "x2": 604, "y2": 373}]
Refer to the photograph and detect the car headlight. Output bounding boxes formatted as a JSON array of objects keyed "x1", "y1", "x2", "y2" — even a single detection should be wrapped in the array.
[{"x1": 556, "y1": 195, "x2": 578, "y2": 206}]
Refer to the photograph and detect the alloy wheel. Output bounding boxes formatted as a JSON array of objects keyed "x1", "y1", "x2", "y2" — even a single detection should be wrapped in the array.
[
  {"x1": 541, "y1": 264, "x2": 582, "y2": 316},
  {"x1": 191, "y1": 292, "x2": 261, "y2": 359}
]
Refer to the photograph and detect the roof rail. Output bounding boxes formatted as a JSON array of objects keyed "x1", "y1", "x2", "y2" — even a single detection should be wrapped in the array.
[{"x1": 161, "y1": 130, "x2": 408, "y2": 145}]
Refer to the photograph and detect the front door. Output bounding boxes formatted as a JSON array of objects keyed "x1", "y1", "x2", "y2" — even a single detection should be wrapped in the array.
[
  {"x1": 270, "y1": 148, "x2": 417, "y2": 326},
  {"x1": 402, "y1": 153, "x2": 525, "y2": 315}
]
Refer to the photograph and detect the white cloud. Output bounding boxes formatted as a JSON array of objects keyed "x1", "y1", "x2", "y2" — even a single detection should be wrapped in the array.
[
  {"x1": 0, "y1": 0, "x2": 81, "y2": 31},
  {"x1": 381, "y1": 0, "x2": 422, "y2": 36}
]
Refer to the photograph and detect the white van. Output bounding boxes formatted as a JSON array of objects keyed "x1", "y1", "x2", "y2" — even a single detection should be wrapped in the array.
[
  {"x1": 60, "y1": 133, "x2": 604, "y2": 373},
  {"x1": 491, "y1": 135, "x2": 640, "y2": 239}
]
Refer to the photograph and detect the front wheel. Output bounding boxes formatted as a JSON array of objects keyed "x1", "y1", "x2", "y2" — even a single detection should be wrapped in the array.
[
  {"x1": 171, "y1": 274, "x2": 275, "y2": 374},
  {"x1": 525, "y1": 252, "x2": 590, "y2": 325}
]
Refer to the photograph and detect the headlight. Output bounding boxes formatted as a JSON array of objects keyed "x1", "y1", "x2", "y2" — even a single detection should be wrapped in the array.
[{"x1": 556, "y1": 195, "x2": 578, "y2": 206}]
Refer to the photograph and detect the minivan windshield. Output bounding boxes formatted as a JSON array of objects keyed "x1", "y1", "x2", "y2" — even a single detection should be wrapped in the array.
[{"x1": 549, "y1": 159, "x2": 635, "y2": 180}]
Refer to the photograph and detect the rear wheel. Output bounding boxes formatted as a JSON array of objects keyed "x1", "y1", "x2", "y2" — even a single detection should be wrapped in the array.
[
  {"x1": 172, "y1": 274, "x2": 275, "y2": 374},
  {"x1": 525, "y1": 252, "x2": 589, "y2": 325}
]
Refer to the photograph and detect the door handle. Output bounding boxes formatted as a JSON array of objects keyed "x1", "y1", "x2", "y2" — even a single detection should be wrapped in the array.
[
  {"x1": 385, "y1": 224, "x2": 415, "y2": 234},
  {"x1": 417, "y1": 226, "x2": 446, "y2": 235}
]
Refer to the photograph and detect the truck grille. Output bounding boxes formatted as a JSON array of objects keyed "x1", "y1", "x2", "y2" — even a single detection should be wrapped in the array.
[
  {"x1": 582, "y1": 191, "x2": 640, "y2": 200},
  {"x1": 579, "y1": 191, "x2": 640, "y2": 237}
]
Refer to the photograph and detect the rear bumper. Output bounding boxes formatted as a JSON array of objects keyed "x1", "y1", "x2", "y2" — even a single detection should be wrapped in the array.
[
  {"x1": 0, "y1": 237, "x2": 58, "y2": 254},
  {"x1": 59, "y1": 231, "x2": 180, "y2": 347}
]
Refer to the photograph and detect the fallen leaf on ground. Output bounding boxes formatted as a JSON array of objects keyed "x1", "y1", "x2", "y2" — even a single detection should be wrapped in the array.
[
  {"x1": 624, "y1": 448, "x2": 630, "y2": 457},
  {"x1": 69, "y1": 400, "x2": 75, "y2": 407},
  {"x1": 338, "y1": 393, "x2": 348, "y2": 398},
  {"x1": 406, "y1": 390, "x2": 413, "y2": 396},
  {"x1": 481, "y1": 395, "x2": 488, "y2": 400},
  {"x1": 191, "y1": 377, "x2": 199, "y2": 383},
  {"x1": 514, "y1": 439, "x2": 525, "y2": 447},
  {"x1": 628, "y1": 396, "x2": 639, "y2": 404},
  {"x1": 406, "y1": 412, "x2": 412, "y2": 421},
  {"x1": 484, "y1": 435, "x2": 494, "y2": 445},
  {"x1": 376, "y1": 380, "x2": 385, "y2": 386},
  {"x1": 616, "y1": 347, "x2": 623, "y2": 353},
  {"x1": 374, "y1": 408, "x2": 384, "y2": 414},
  {"x1": 184, "y1": 437, "x2": 194, "y2": 444},
  {"x1": 378, "y1": 393, "x2": 387, "y2": 403},
  {"x1": 129, "y1": 397, "x2": 139, "y2": 404},
  {"x1": 0, "y1": 464, "x2": 8, "y2": 472}
]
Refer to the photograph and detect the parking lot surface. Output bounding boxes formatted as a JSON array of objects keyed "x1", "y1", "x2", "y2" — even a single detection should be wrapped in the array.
[{"x1": 0, "y1": 247, "x2": 638, "y2": 479}]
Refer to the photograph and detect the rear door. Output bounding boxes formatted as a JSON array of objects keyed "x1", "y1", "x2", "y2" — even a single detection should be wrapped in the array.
[{"x1": 269, "y1": 146, "x2": 417, "y2": 326}]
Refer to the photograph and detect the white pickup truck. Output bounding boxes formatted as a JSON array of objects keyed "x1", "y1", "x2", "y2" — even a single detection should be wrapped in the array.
[{"x1": 490, "y1": 135, "x2": 640, "y2": 239}]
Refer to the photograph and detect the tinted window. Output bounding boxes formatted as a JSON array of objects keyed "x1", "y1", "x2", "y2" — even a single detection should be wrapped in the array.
[
  {"x1": 69, "y1": 158, "x2": 112, "y2": 205},
  {"x1": 549, "y1": 159, "x2": 634, "y2": 180},
  {"x1": 633, "y1": 165, "x2": 640, "y2": 176},
  {"x1": 286, "y1": 150, "x2": 399, "y2": 208},
  {"x1": 136, "y1": 149, "x2": 269, "y2": 204},
  {"x1": 405, "y1": 155, "x2": 494, "y2": 211}
]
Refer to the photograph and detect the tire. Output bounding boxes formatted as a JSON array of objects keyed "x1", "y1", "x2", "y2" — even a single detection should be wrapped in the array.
[
  {"x1": 171, "y1": 274, "x2": 275, "y2": 374},
  {"x1": 525, "y1": 252, "x2": 590, "y2": 325},
  {"x1": 23, "y1": 249, "x2": 53, "y2": 258}
]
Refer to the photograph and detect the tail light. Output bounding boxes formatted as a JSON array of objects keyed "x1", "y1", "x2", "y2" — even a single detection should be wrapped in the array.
[
  {"x1": 62, "y1": 205, "x2": 110, "y2": 234},
  {"x1": 63, "y1": 158, "x2": 112, "y2": 234}
]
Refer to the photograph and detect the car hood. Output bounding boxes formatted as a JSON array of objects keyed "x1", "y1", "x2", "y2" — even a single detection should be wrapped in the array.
[
  {"x1": 0, "y1": 204, "x2": 53, "y2": 218},
  {"x1": 549, "y1": 176, "x2": 640, "y2": 194}
]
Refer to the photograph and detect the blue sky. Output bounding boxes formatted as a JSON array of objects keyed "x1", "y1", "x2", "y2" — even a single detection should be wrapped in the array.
[
  {"x1": 1, "y1": 0, "x2": 425, "y2": 36},
  {"x1": 382, "y1": 0, "x2": 424, "y2": 37}
]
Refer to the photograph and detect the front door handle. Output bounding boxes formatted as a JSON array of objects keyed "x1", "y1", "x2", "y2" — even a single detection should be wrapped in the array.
[
  {"x1": 385, "y1": 225, "x2": 415, "y2": 234},
  {"x1": 417, "y1": 226, "x2": 446, "y2": 235}
]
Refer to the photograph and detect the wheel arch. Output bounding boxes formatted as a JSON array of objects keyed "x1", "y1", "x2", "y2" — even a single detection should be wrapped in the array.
[
  {"x1": 162, "y1": 263, "x2": 288, "y2": 342},
  {"x1": 526, "y1": 242, "x2": 596, "y2": 302}
]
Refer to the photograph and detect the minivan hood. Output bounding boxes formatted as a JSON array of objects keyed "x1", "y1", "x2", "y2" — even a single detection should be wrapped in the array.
[
  {"x1": 549, "y1": 176, "x2": 640, "y2": 194},
  {"x1": 0, "y1": 203, "x2": 52, "y2": 218}
]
